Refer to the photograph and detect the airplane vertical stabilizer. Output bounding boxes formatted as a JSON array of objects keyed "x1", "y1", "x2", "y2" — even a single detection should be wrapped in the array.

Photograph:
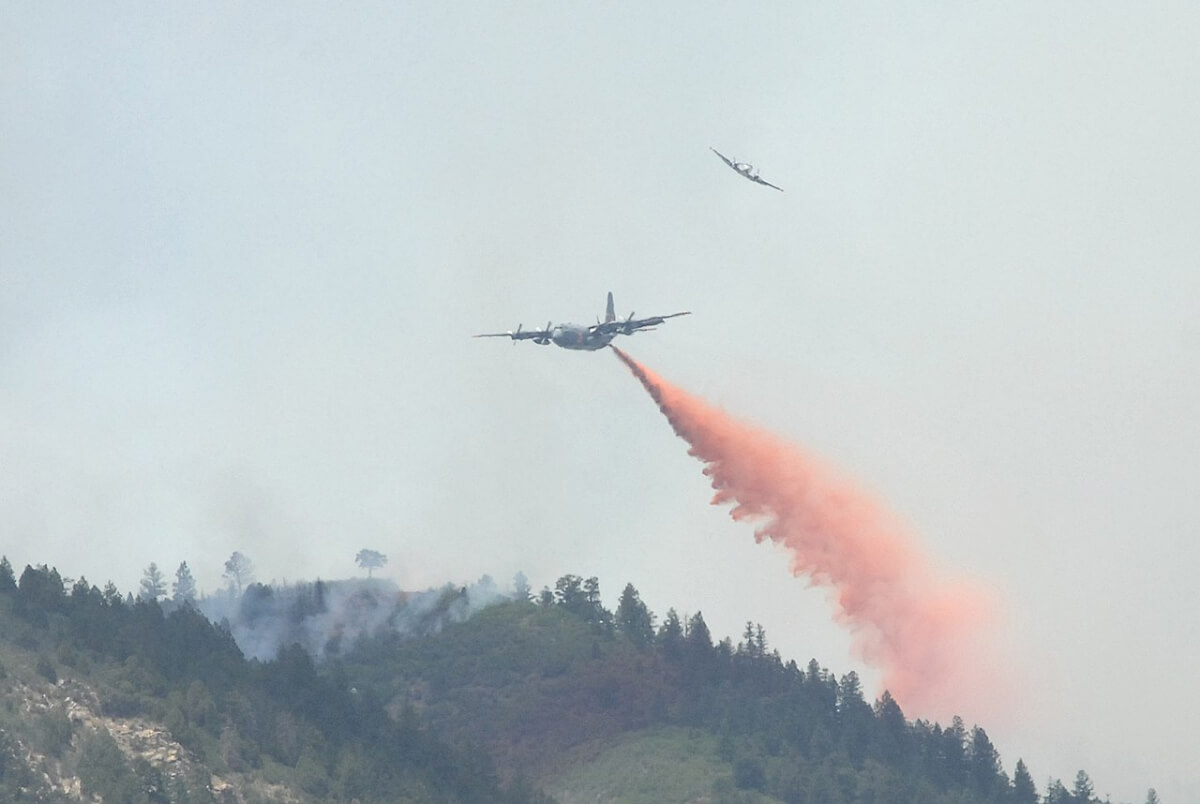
[{"x1": 605, "y1": 292, "x2": 616, "y2": 323}]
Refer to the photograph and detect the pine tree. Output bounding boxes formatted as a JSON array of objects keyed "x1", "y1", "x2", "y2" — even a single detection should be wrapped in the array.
[
  {"x1": 139, "y1": 563, "x2": 167, "y2": 601},
  {"x1": 1044, "y1": 778, "x2": 1070, "y2": 804},
  {"x1": 753, "y1": 623, "x2": 768, "y2": 657},
  {"x1": 0, "y1": 556, "x2": 15, "y2": 594},
  {"x1": 740, "y1": 621, "x2": 758, "y2": 656},
  {"x1": 354, "y1": 549, "x2": 388, "y2": 578},
  {"x1": 512, "y1": 571, "x2": 532, "y2": 601},
  {"x1": 553, "y1": 574, "x2": 586, "y2": 613},
  {"x1": 968, "y1": 725, "x2": 1003, "y2": 796},
  {"x1": 1011, "y1": 758, "x2": 1037, "y2": 804},
  {"x1": 615, "y1": 583, "x2": 655, "y2": 648},
  {"x1": 685, "y1": 611, "x2": 712, "y2": 649},
  {"x1": 837, "y1": 671, "x2": 864, "y2": 709},
  {"x1": 936, "y1": 716, "x2": 968, "y2": 789},
  {"x1": 1071, "y1": 770, "x2": 1095, "y2": 803},
  {"x1": 872, "y1": 691, "x2": 907, "y2": 764},
  {"x1": 172, "y1": 561, "x2": 197, "y2": 605},
  {"x1": 222, "y1": 552, "x2": 254, "y2": 594},
  {"x1": 658, "y1": 608, "x2": 683, "y2": 658},
  {"x1": 582, "y1": 576, "x2": 612, "y2": 631}
]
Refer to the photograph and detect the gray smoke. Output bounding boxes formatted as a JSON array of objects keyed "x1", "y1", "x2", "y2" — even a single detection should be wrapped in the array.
[{"x1": 197, "y1": 574, "x2": 507, "y2": 662}]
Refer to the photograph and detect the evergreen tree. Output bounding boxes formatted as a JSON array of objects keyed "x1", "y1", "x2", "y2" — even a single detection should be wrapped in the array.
[
  {"x1": 583, "y1": 576, "x2": 602, "y2": 608},
  {"x1": 740, "y1": 621, "x2": 758, "y2": 656},
  {"x1": 0, "y1": 727, "x2": 41, "y2": 798},
  {"x1": 0, "y1": 556, "x2": 15, "y2": 594},
  {"x1": 658, "y1": 608, "x2": 683, "y2": 658},
  {"x1": 512, "y1": 571, "x2": 532, "y2": 601},
  {"x1": 837, "y1": 670, "x2": 864, "y2": 709},
  {"x1": 222, "y1": 552, "x2": 254, "y2": 594},
  {"x1": 1071, "y1": 770, "x2": 1095, "y2": 803},
  {"x1": 1045, "y1": 778, "x2": 1070, "y2": 804},
  {"x1": 172, "y1": 562, "x2": 197, "y2": 605},
  {"x1": 684, "y1": 612, "x2": 713, "y2": 657},
  {"x1": 553, "y1": 574, "x2": 585, "y2": 612},
  {"x1": 581, "y1": 576, "x2": 613, "y2": 632},
  {"x1": 872, "y1": 690, "x2": 907, "y2": 764},
  {"x1": 1011, "y1": 758, "x2": 1037, "y2": 804},
  {"x1": 16, "y1": 565, "x2": 66, "y2": 622},
  {"x1": 354, "y1": 549, "x2": 388, "y2": 578},
  {"x1": 615, "y1": 583, "x2": 655, "y2": 648},
  {"x1": 837, "y1": 671, "x2": 872, "y2": 763},
  {"x1": 139, "y1": 563, "x2": 167, "y2": 601},
  {"x1": 968, "y1": 725, "x2": 1003, "y2": 796},
  {"x1": 929, "y1": 716, "x2": 968, "y2": 790},
  {"x1": 77, "y1": 729, "x2": 146, "y2": 802}
]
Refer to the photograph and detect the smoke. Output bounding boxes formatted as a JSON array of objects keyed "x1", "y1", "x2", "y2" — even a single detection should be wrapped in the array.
[
  {"x1": 613, "y1": 347, "x2": 1007, "y2": 720},
  {"x1": 198, "y1": 575, "x2": 507, "y2": 662}
]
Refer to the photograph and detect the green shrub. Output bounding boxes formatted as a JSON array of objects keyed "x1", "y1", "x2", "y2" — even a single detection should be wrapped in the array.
[
  {"x1": 77, "y1": 729, "x2": 146, "y2": 803},
  {"x1": 32, "y1": 706, "x2": 74, "y2": 757},
  {"x1": 35, "y1": 656, "x2": 57, "y2": 683}
]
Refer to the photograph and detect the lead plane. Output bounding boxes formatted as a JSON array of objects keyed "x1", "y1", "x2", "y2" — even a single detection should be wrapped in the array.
[{"x1": 710, "y1": 147, "x2": 784, "y2": 191}]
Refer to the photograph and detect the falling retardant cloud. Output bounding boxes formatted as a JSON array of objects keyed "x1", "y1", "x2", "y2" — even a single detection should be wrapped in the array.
[{"x1": 613, "y1": 347, "x2": 1010, "y2": 722}]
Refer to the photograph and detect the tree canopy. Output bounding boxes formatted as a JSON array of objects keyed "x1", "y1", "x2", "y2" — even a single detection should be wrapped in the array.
[{"x1": 355, "y1": 548, "x2": 388, "y2": 577}]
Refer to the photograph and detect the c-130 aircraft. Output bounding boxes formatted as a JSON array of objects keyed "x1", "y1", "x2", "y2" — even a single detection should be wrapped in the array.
[{"x1": 474, "y1": 292, "x2": 690, "y2": 351}]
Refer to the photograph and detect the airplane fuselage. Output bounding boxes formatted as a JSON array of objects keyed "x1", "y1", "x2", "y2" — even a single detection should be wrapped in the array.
[{"x1": 551, "y1": 324, "x2": 616, "y2": 351}]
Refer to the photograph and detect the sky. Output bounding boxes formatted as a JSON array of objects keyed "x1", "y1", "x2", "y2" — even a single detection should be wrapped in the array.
[{"x1": 3, "y1": 3, "x2": 1198, "y2": 801}]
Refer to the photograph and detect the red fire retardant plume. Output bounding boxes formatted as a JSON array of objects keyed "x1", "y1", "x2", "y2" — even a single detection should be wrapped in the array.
[{"x1": 613, "y1": 347, "x2": 1004, "y2": 719}]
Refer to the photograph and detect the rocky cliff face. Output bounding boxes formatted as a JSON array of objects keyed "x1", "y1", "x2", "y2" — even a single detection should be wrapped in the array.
[{"x1": 6, "y1": 675, "x2": 301, "y2": 803}]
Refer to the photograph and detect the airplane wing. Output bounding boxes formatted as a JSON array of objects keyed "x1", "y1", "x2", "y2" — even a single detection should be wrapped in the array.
[
  {"x1": 595, "y1": 311, "x2": 691, "y2": 336},
  {"x1": 714, "y1": 146, "x2": 782, "y2": 191},
  {"x1": 473, "y1": 331, "x2": 546, "y2": 340},
  {"x1": 473, "y1": 322, "x2": 553, "y2": 344},
  {"x1": 710, "y1": 147, "x2": 737, "y2": 170}
]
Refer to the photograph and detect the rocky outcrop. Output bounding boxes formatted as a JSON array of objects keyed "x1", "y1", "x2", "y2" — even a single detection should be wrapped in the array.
[{"x1": 10, "y1": 676, "x2": 301, "y2": 802}]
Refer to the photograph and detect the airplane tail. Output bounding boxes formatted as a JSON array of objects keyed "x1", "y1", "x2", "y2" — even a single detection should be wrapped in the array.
[{"x1": 605, "y1": 291, "x2": 616, "y2": 323}]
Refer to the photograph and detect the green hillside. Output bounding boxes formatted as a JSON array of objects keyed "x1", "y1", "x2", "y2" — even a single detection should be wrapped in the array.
[
  {"x1": 546, "y1": 726, "x2": 781, "y2": 804},
  {"x1": 0, "y1": 558, "x2": 1152, "y2": 803}
]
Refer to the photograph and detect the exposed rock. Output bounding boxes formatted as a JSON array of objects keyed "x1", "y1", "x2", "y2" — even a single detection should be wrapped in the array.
[{"x1": 6, "y1": 675, "x2": 303, "y2": 802}]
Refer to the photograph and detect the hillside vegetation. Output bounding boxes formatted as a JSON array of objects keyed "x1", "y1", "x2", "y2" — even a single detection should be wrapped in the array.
[{"x1": 0, "y1": 558, "x2": 1154, "y2": 803}]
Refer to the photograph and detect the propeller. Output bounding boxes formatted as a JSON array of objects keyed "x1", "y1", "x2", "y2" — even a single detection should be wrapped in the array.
[
  {"x1": 534, "y1": 320, "x2": 552, "y2": 345},
  {"x1": 622, "y1": 311, "x2": 637, "y2": 334}
]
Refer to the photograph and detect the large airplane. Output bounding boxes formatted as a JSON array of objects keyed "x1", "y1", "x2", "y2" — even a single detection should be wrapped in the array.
[
  {"x1": 710, "y1": 147, "x2": 784, "y2": 192},
  {"x1": 474, "y1": 292, "x2": 690, "y2": 351}
]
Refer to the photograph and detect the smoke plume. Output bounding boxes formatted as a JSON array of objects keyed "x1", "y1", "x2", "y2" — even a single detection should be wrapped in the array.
[
  {"x1": 613, "y1": 347, "x2": 1005, "y2": 719},
  {"x1": 199, "y1": 575, "x2": 507, "y2": 662}
]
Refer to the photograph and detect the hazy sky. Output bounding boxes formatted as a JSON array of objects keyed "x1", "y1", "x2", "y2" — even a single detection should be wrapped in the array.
[{"x1": 4, "y1": 4, "x2": 1198, "y2": 801}]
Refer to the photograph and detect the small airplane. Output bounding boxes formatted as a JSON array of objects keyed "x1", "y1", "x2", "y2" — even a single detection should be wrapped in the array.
[
  {"x1": 474, "y1": 292, "x2": 690, "y2": 351},
  {"x1": 710, "y1": 147, "x2": 784, "y2": 192}
]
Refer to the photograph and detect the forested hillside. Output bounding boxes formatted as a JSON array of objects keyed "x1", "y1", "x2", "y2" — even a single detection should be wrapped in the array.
[
  {"x1": 0, "y1": 558, "x2": 1157, "y2": 803},
  {"x1": 0, "y1": 558, "x2": 539, "y2": 803}
]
